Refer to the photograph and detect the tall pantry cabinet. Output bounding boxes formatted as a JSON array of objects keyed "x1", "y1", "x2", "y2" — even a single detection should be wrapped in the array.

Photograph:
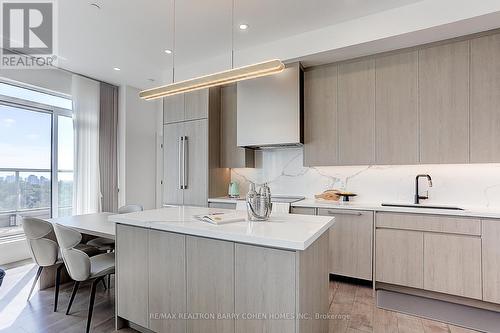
[{"x1": 162, "y1": 88, "x2": 229, "y2": 206}]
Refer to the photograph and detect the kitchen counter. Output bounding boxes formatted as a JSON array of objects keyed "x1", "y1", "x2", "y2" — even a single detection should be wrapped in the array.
[
  {"x1": 292, "y1": 199, "x2": 500, "y2": 219},
  {"x1": 114, "y1": 206, "x2": 332, "y2": 332},
  {"x1": 109, "y1": 205, "x2": 334, "y2": 250}
]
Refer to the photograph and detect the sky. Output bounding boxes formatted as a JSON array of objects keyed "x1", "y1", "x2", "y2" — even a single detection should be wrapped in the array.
[{"x1": 0, "y1": 104, "x2": 73, "y2": 171}]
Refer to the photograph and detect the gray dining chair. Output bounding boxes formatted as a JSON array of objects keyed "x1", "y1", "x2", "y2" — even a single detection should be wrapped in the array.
[
  {"x1": 86, "y1": 204, "x2": 143, "y2": 251},
  {"x1": 53, "y1": 223, "x2": 115, "y2": 333},
  {"x1": 22, "y1": 217, "x2": 100, "y2": 312}
]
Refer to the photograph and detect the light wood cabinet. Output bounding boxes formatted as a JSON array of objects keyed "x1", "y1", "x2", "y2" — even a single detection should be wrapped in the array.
[
  {"x1": 185, "y1": 89, "x2": 209, "y2": 121},
  {"x1": 375, "y1": 51, "x2": 419, "y2": 164},
  {"x1": 338, "y1": 59, "x2": 376, "y2": 165},
  {"x1": 303, "y1": 64, "x2": 338, "y2": 166},
  {"x1": 470, "y1": 34, "x2": 500, "y2": 162},
  {"x1": 419, "y1": 41, "x2": 470, "y2": 164},
  {"x1": 290, "y1": 206, "x2": 317, "y2": 215},
  {"x1": 163, "y1": 94, "x2": 185, "y2": 124},
  {"x1": 318, "y1": 209, "x2": 373, "y2": 280},
  {"x1": 162, "y1": 88, "x2": 228, "y2": 207},
  {"x1": 183, "y1": 120, "x2": 209, "y2": 206},
  {"x1": 423, "y1": 233, "x2": 482, "y2": 299},
  {"x1": 220, "y1": 84, "x2": 254, "y2": 168},
  {"x1": 164, "y1": 90, "x2": 208, "y2": 124},
  {"x1": 163, "y1": 122, "x2": 184, "y2": 205},
  {"x1": 116, "y1": 224, "x2": 149, "y2": 328},
  {"x1": 481, "y1": 220, "x2": 500, "y2": 304},
  {"x1": 149, "y1": 230, "x2": 186, "y2": 333},
  {"x1": 376, "y1": 212, "x2": 481, "y2": 236},
  {"x1": 208, "y1": 202, "x2": 237, "y2": 209},
  {"x1": 186, "y1": 236, "x2": 234, "y2": 333},
  {"x1": 235, "y1": 244, "x2": 296, "y2": 333},
  {"x1": 376, "y1": 228, "x2": 424, "y2": 288}
]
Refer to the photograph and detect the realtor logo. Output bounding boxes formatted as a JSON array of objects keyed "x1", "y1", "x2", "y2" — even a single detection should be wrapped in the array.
[{"x1": 1, "y1": 0, "x2": 57, "y2": 68}]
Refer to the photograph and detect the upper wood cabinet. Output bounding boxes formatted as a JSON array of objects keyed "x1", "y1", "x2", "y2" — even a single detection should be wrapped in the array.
[
  {"x1": 185, "y1": 89, "x2": 209, "y2": 121},
  {"x1": 303, "y1": 65, "x2": 338, "y2": 166},
  {"x1": 163, "y1": 89, "x2": 209, "y2": 124},
  {"x1": 418, "y1": 41, "x2": 470, "y2": 164},
  {"x1": 338, "y1": 59, "x2": 376, "y2": 165},
  {"x1": 220, "y1": 84, "x2": 254, "y2": 168},
  {"x1": 375, "y1": 51, "x2": 419, "y2": 164},
  {"x1": 470, "y1": 34, "x2": 500, "y2": 162},
  {"x1": 163, "y1": 94, "x2": 185, "y2": 124}
]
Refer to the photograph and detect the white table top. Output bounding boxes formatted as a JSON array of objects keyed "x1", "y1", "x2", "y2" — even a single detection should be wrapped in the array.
[
  {"x1": 47, "y1": 212, "x2": 115, "y2": 239},
  {"x1": 109, "y1": 206, "x2": 334, "y2": 251}
]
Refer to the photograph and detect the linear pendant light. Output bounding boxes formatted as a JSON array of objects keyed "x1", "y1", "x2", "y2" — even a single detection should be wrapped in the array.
[
  {"x1": 139, "y1": 59, "x2": 284, "y2": 100},
  {"x1": 139, "y1": 0, "x2": 284, "y2": 101}
]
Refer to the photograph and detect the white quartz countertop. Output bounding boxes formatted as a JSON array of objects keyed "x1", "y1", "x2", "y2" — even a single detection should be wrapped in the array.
[
  {"x1": 292, "y1": 199, "x2": 500, "y2": 219},
  {"x1": 208, "y1": 197, "x2": 243, "y2": 203},
  {"x1": 109, "y1": 206, "x2": 334, "y2": 251}
]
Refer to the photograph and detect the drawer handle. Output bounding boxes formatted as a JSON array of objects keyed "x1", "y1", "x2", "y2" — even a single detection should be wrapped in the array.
[{"x1": 327, "y1": 210, "x2": 362, "y2": 216}]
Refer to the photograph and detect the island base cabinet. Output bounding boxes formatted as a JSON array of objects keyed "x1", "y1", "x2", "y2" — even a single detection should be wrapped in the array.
[
  {"x1": 235, "y1": 233, "x2": 329, "y2": 333},
  {"x1": 148, "y1": 230, "x2": 187, "y2": 333},
  {"x1": 116, "y1": 225, "x2": 330, "y2": 333},
  {"x1": 116, "y1": 224, "x2": 149, "y2": 329},
  {"x1": 186, "y1": 236, "x2": 234, "y2": 333},
  {"x1": 235, "y1": 244, "x2": 296, "y2": 333}
]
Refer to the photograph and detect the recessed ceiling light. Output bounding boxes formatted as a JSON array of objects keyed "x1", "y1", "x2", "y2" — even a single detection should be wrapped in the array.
[
  {"x1": 164, "y1": 49, "x2": 172, "y2": 54},
  {"x1": 239, "y1": 24, "x2": 249, "y2": 30},
  {"x1": 113, "y1": 67, "x2": 121, "y2": 71}
]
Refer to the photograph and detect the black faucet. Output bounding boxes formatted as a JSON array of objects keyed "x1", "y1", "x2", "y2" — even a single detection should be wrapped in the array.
[{"x1": 415, "y1": 174, "x2": 433, "y2": 204}]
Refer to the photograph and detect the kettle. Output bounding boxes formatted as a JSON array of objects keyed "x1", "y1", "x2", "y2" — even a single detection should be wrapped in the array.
[{"x1": 228, "y1": 181, "x2": 240, "y2": 198}]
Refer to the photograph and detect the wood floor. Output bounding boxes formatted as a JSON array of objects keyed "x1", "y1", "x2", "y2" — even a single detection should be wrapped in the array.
[{"x1": 0, "y1": 261, "x2": 480, "y2": 333}]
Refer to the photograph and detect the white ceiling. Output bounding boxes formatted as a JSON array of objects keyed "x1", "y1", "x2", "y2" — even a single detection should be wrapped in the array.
[{"x1": 57, "y1": 0, "x2": 425, "y2": 89}]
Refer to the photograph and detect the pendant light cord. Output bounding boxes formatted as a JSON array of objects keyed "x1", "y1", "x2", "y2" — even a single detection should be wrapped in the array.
[
  {"x1": 172, "y1": 0, "x2": 176, "y2": 83},
  {"x1": 231, "y1": 0, "x2": 234, "y2": 69}
]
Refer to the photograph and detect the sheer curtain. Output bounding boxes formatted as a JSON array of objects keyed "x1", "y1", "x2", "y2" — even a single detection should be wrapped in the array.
[{"x1": 72, "y1": 75, "x2": 101, "y2": 214}]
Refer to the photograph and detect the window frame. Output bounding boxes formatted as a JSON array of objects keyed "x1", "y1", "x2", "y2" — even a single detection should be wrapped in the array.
[{"x1": 0, "y1": 79, "x2": 73, "y2": 220}]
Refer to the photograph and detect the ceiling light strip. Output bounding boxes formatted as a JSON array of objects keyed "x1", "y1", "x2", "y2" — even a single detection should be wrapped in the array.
[{"x1": 140, "y1": 59, "x2": 285, "y2": 100}]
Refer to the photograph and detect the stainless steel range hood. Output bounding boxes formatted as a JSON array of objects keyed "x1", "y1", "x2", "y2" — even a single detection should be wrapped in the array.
[{"x1": 236, "y1": 62, "x2": 303, "y2": 149}]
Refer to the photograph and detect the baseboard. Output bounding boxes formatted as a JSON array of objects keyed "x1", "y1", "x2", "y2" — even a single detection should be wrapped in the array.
[
  {"x1": 0, "y1": 236, "x2": 30, "y2": 265},
  {"x1": 377, "y1": 289, "x2": 500, "y2": 333}
]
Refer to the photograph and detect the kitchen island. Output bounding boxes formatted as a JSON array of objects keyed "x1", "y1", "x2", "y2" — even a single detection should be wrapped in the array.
[{"x1": 109, "y1": 206, "x2": 334, "y2": 333}]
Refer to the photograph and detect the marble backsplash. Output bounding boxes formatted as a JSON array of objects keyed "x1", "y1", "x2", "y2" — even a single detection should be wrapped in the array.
[{"x1": 231, "y1": 148, "x2": 500, "y2": 209}]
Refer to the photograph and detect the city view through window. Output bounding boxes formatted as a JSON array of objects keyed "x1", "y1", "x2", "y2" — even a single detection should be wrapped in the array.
[{"x1": 0, "y1": 83, "x2": 73, "y2": 237}]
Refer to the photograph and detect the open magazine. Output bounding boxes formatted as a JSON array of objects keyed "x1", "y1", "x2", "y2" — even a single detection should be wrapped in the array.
[{"x1": 194, "y1": 211, "x2": 246, "y2": 225}]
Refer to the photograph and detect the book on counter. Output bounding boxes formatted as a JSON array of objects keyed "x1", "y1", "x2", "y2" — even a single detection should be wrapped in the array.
[{"x1": 194, "y1": 211, "x2": 246, "y2": 225}]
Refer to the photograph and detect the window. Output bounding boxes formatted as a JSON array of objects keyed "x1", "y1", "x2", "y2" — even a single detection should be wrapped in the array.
[{"x1": 0, "y1": 81, "x2": 73, "y2": 236}]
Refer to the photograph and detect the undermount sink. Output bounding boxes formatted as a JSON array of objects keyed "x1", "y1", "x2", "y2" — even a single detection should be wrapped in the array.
[{"x1": 381, "y1": 203, "x2": 464, "y2": 211}]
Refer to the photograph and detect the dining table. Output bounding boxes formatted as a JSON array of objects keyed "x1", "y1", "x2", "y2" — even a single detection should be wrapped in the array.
[{"x1": 38, "y1": 212, "x2": 116, "y2": 290}]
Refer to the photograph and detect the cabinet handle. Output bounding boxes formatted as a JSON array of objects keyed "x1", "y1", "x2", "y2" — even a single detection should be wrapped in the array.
[
  {"x1": 326, "y1": 210, "x2": 362, "y2": 216},
  {"x1": 179, "y1": 136, "x2": 184, "y2": 189},
  {"x1": 183, "y1": 136, "x2": 188, "y2": 189}
]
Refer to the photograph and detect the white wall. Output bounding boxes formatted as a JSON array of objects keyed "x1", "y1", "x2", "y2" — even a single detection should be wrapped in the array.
[
  {"x1": 118, "y1": 85, "x2": 162, "y2": 210},
  {"x1": 0, "y1": 68, "x2": 72, "y2": 95},
  {"x1": 232, "y1": 148, "x2": 500, "y2": 209}
]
